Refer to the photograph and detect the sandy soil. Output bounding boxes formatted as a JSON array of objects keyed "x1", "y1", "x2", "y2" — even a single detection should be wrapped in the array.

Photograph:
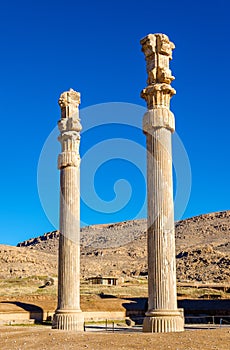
[{"x1": 0, "y1": 326, "x2": 229, "y2": 350}]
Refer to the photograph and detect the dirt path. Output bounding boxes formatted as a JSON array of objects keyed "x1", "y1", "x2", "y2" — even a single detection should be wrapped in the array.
[{"x1": 0, "y1": 326, "x2": 229, "y2": 350}]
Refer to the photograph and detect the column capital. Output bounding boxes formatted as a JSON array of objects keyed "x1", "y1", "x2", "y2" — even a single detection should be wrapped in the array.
[
  {"x1": 59, "y1": 88, "x2": 81, "y2": 119},
  {"x1": 141, "y1": 84, "x2": 176, "y2": 110},
  {"x1": 58, "y1": 89, "x2": 82, "y2": 169},
  {"x1": 140, "y1": 33, "x2": 175, "y2": 85},
  {"x1": 141, "y1": 33, "x2": 176, "y2": 130}
]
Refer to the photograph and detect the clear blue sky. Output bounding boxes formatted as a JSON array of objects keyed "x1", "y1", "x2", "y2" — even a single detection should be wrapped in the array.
[{"x1": 1, "y1": 0, "x2": 230, "y2": 245}]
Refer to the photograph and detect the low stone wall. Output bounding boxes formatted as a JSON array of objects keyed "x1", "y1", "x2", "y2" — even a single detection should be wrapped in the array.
[
  {"x1": 0, "y1": 310, "x2": 126, "y2": 324},
  {"x1": 0, "y1": 311, "x2": 34, "y2": 325}
]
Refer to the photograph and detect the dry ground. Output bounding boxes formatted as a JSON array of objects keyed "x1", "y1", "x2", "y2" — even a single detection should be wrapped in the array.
[
  {"x1": 1, "y1": 211, "x2": 230, "y2": 348},
  {"x1": 0, "y1": 326, "x2": 229, "y2": 350},
  {"x1": 0, "y1": 280, "x2": 229, "y2": 315}
]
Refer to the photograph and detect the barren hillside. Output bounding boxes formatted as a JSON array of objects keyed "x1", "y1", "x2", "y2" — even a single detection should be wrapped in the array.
[{"x1": 1, "y1": 211, "x2": 229, "y2": 283}]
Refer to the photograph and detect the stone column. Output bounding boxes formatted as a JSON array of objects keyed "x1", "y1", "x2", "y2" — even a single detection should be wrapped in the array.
[
  {"x1": 52, "y1": 88, "x2": 84, "y2": 331},
  {"x1": 141, "y1": 34, "x2": 184, "y2": 332}
]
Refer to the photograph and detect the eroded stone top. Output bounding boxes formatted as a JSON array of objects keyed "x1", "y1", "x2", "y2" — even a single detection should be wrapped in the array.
[
  {"x1": 57, "y1": 88, "x2": 82, "y2": 168},
  {"x1": 59, "y1": 88, "x2": 81, "y2": 119},
  {"x1": 140, "y1": 33, "x2": 175, "y2": 85},
  {"x1": 141, "y1": 34, "x2": 176, "y2": 131}
]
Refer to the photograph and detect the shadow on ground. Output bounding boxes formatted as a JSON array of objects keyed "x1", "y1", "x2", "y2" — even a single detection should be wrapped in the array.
[
  {"x1": 0, "y1": 301, "x2": 44, "y2": 323},
  {"x1": 121, "y1": 298, "x2": 230, "y2": 325}
]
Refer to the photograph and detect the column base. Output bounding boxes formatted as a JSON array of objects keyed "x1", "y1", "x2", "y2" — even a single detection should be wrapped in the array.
[
  {"x1": 52, "y1": 310, "x2": 84, "y2": 331},
  {"x1": 143, "y1": 309, "x2": 184, "y2": 333}
]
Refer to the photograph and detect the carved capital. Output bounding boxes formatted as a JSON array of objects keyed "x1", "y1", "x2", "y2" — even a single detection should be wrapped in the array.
[
  {"x1": 141, "y1": 84, "x2": 176, "y2": 110},
  {"x1": 141, "y1": 33, "x2": 175, "y2": 85},
  {"x1": 141, "y1": 33, "x2": 176, "y2": 133},
  {"x1": 58, "y1": 131, "x2": 80, "y2": 143},
  {"x1": 59, "y1": 88, "x2": 81, "y2": 119},
  {"x1": 58, "y1": 89, "x2": 82, "y2": 169},
  {"x1": 58, "y1": 117, "x2": 82, "y2": 132}
]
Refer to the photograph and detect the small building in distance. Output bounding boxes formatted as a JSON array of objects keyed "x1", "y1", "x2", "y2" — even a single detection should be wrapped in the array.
[{"x1": 88, "y1": 276, "x2": 118, "y2": 286}]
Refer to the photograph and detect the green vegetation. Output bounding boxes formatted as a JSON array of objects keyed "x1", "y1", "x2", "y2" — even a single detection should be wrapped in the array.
[
  {"x1": 80, "y1": 278, "x2": 148, "y2": 298},
  {"x1": 0, "y1": 276, "x2": 229, "y2": 299},
  {"x1": 0, "y1": 276, "x2": 57, "y2": 297},
  {"x1": 177, "y1": 286, "x2": 228, "y2": 299}
]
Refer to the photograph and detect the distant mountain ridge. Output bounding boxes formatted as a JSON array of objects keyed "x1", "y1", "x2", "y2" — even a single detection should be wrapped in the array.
[
  {"x1": 11, "y1": 211, "x2": 230, "y2": 283},
  {"x1": 17, "y1": 210, "x2": 230, "y2": 253},
  {"x1": 17, "y1": 219, "x2": 147, "y2": 251}
]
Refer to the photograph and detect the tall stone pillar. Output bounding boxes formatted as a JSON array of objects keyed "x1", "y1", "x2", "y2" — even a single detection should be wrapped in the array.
[
  {"x1": 52, "y1": 88, "x2": 84, "y2": 331},
  {"x1": 141, "y1": 34, "x2": 184, "y2": 332}
]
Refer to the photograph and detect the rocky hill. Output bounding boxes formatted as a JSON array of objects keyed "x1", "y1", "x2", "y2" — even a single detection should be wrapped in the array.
[
  {"x1": 2, "y1": 211, "x2": 230, "y2": 283},
  {"x1": 0, "y1": 245, "x2": 57, "y2": 279}
]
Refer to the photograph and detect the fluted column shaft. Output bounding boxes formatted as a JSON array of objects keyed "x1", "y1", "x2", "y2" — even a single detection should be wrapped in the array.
[
  {"x1": 141, "y1": 33, "x2": 184, "y2": 332},
  {"x1": 147, "y1": 128, "x2": 177, "y2": 311},
  {"x1": 58, "y1": 166, "x2": 81, "y2": 311},
  {"x1": 52, "y1": 88, "x2": 84, "y2": 331}
]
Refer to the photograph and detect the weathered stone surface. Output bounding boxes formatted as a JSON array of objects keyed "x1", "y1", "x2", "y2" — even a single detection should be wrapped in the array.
[
  {"x1": 141, "y1": 33, "x2": 184, "y2": 332},
  {"x1": 140, "y1": 34, "x2": 175, "y2": 89},
  {"x1": 52, "y1": 89, "x2": 84, "y2": 331}
]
